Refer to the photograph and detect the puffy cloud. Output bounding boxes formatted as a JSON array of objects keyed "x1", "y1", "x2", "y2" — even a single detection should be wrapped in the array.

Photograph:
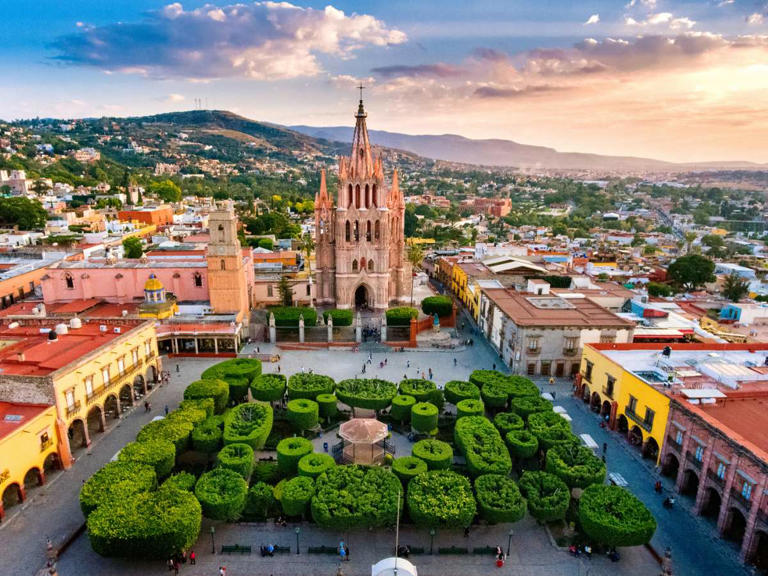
[
  {"x1": 52, "y1": 2, "x2": 406, "y2": 80},
  {"x1": 371, "y1": 63, "x2": 463, "y2": 78},
  {"x1": 585, "y1": 14, "x2": 600, "y2": 25},
  {"x1": 166, "y1": 93, "x2": 185, "y2": 102},
  {"x1": 626, "y1": 12, "x2": 696, "y2": 31},
  {"x1": 626, "y1": 0, "x2": 657, "y2": 8},
  {"x1": 747, "y1": 13, "x2": 764, "y2": 25}
]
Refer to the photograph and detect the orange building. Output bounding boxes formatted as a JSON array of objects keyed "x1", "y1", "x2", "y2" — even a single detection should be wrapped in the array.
[{"x1": 118, "y1": 205, "x2": 173, "y2": 226}]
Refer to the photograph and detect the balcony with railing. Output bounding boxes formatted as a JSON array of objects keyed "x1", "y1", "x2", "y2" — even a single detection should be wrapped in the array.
[
  {"x1": 730, "y1": 488, "x2": 752, "y2": 511},
  {"x1": 685, "y1": 451, "x2": 703, "y2": 470},
  {"x1": 563, "y1": 348, "x2": 578, "y2": 357},
  {"x1": 625, "y1": 406, "x2": 653, "y2": 432},
  {"x1": 527, "y1": 347, "x2": 541, "y2": 356}
]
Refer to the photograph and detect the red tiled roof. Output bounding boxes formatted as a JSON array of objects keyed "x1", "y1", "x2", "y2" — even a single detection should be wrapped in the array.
[{"x1": 0, "y1": 402, "x2": 51, "y2": 441}]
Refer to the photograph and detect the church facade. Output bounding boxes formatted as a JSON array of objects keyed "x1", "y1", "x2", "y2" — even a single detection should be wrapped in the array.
[{"x1": 314, "y1": 97, "x2": 410, "y2": 310}]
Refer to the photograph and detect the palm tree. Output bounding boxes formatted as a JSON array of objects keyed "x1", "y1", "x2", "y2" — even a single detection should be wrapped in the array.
[
  {"x1": 301, "y1": 231, "x2": 315, "y2": 275},
  {"x1": 407, "y1": 243, "x2": 424, "y2": 306},
  {"x1": 684, "y1": 232, "x2": 696, "y2": 254}
]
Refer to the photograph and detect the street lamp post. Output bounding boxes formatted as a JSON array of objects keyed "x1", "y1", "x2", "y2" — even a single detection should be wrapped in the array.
[
  {"x1": 429, "y1": 528, "x2": 436, "y2": 555},
  {"x1": 210, "y1": 526, "x2": 216, "y2": 554},
  {"x1": 507, "y1": 529, "x2": 514, "y2": 557},
  {"x1": 295, "y1": 527, "x2": 301, "y2": 555}
]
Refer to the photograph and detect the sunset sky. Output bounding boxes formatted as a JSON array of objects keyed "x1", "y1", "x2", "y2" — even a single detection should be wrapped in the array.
[{"x1": 2, "y1": 0, "x2": 767, "y2": 162}]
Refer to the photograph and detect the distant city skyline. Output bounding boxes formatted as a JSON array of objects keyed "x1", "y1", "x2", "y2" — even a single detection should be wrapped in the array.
[{"x1": 2, "y1": 0, "x2": 767, "y2": 163}]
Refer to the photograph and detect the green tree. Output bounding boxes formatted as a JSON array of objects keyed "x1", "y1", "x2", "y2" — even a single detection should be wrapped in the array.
[
  {"x1": 407, "y1": 244, "x2": 424, "y2": 306},
  {"x1": 643, "y1": 244, "x2": 657, "y2": 256},
  {"x1": 149, "y1": 180, "x2": 182, "y2": 203},
  {"x1": 122, "y1": 237, "x2": 144, "y2": 259},
  {"x1": 722, "y1": 273, "x2": 749, "y2": 302},
  {"x1": 30, "y1": 179, "x2": 51, "y2": 195},
  {"x1": 278, "y1": 276, "x2": 293, "y2": 306},
  {"x1": 667, "y1": 254, "x2": 715, "y2": 292},
  {"x1": 0, "y1": 197, "x2": 47, "y2": 229},
  {"x1": 701, "y1": 234, "x2": 727, "y2": 259}
]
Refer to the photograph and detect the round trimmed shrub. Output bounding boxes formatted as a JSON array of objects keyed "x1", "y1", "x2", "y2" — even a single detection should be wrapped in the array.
[
  {"x1": 444, "y1": 380, "x2": 480, "y2": 405},
  {"x1": 411, "y1": 402, "x2": 438, "y2": 434},
  {"x1": 163, "y1": 472, "x2": 197, "y2": 492},
  {"x1": 579, "y1": 485, "x2": 656, "y2": 547},
  {"x1": 386, "y1": 306, "x2": 418, "y2": 326},
  {"x1": 322, "y1": 309, "x2": 353, "y2": 326},
  {"x1": 510, "y1": 395, "x2": 553, "y2": 419},
  {"x1": 119, "y1": 439, "x2": 176, "y2": 480},
  {"x1": 518, "y1": 471, "x2": 570, "y2": 522},
  {"x1": 454, "y1": 415, "x2": 512, "y2": 477},
  {"x1": 469, "y1": 370, "x2": 509, "y2": 389},
  {"x1": 216, "y1": 443, "x2": 255, "y2": 480},
  {"x1": 412, "y1": 439, "x2": 453, "y2": 470},
  {"x1": 250, "y1": 374, "x2": 286, "y2": 403},
  {"x1": 80, "y1": 461, "x2": 157, "y2": 518},
  {"x1": 456, "y1": 398, "x2": 484, "y2": 419},
  {"x1": 87, "y1": 484, "x2": 201, "y2": 559},
  {"x1": 481, "y1": 381, "x2": 510, "y2": 408},
  {"x1": 281, "y1": 476, "x2": 315, "y2": 517},
  {"x1": 391, "y1": 394, "x2": 416, "y2": 423},
  {"x1": 316, "y1": 393, "x2": 338, "y2": 420},
  {"x1": 183, "y1": 379, "x2": 229, "y2": 414},
  {"x1": 392, "y1": 456, "x2": 428, "y2": 484},
  {"x1": 545, "y1": 444, "x2": 606, "y2": 489},
  {"x1": 407, "y1": 470, "x2": 476, "y2": 528},
  {"x1": 179, "y1": 397, "x2": 215, "y2": 419},
  {"x1": 506, "y1": 430, "x2": 539, "y2": 459},
  {"x1": 528, "y1": 411, "x2": 574, "y2": 451},
  {"x1": 287, "y1": 373, "x2": 335, "y2": 400},
  {"x1": 277, "y1": 437, "x2": 314, "y2": 476},
  {"x1": 222, "y1": 402, "x2": 273, "y2": 449},
  {"x1": 399, "y1": 379, "x2": 438, "y2": 403},
  {"x1": 475, "y1": 474, "x2": 526, "y2": 524},
  {"x1": 242, "y1": 482, "x2": 276, "y2": 521},
  {"x1": 194, "y1": 468, "x2": 248, "y2": 521},
  {"x1": 137, "y1": 418, "x2": 194, "y2": 455},
  {"x1": 286, "y1": 398, "x2": 319, "y2": 432},
  {"x1": 507, "y1": 375, "x2": 540, "y2": 398},
  {"x1": 298, "y1": 453, "x2": 335, "y2": 479},
  {"x1": 167, "y1": 405, "x2": 208, "y2": 427},
  {"x1": 493, "y1": 412, "x2": 525, "y2": 434},
  {"x1": 421, "y1": 295, "x2": 453, "y2": 318},
  {"x1": 336, "y1": 378, "x2": 398, "y2": 410},
  {"x1": 191, "y1": 417, "x2": 223, "y2": 453},
  {"x1": 202, "y1": 358, "x2": 262, "y2": 402}
]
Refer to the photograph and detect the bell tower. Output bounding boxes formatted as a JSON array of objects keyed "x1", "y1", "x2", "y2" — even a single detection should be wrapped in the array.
[{"x1": 206, "y1": 200, "x2": 249, "y2": 318}]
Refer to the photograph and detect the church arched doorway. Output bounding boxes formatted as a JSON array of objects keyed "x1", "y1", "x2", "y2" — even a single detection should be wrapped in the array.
[{"x1": 354, "y1": 285, "x2": 370, "y2": 310}]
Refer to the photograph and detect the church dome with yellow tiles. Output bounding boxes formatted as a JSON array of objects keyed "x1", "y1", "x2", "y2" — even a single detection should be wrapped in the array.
[{"x1": 144, "y1": 273, "x2": 164, "y2": 293}]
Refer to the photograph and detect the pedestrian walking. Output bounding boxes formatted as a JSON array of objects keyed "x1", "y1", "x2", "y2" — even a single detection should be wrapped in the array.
[
  {"x1": 421, "y1": 371, "x2": 426, "y2": 379},
  {"x1": 257, "y1": 346, "x2": 260, "y2": 353},
  {"x1": 552, "y1": 391, "x2": 556, "y2": 400},
  {"x1": 602, "y1": 442, "x2": 607, "y2": 455},
  {"x1": 167, "y1": 558, "x2": 174, "y2": 571},
  {"x1": 407, "y1": 360, "x2": 410, "y2": 368},
  {"x1": 339, "y1": 541, "x2": 346, "y2": 562},
  {"x1": 362, "y1": 364, "x2": 366, "y2": 374},
  {"x1": 454, "y1": 358, "x2": 457, "y2": 366},
  {"x1": 173, "y1": 560, "x2": 179, "y2": 575},
  {"x1": 549, "y1": 377, "x2": 555, "y2": 386},
  {"x1": 164, "y1": 405, "x2": 169, "y2": 415},
  {"x1": 428, "y1": 368, "x2": 433, "y2": 379},
  {"x1": 493, "y1": 363, "x2": 496, "y2": 371},
  {"x1": 189, "y1": 550, "x2": 195, "y2": 565},
  {"x1": 176, "y1": 364, "x2": 179, "y2": 373},
  {"x1": 344, "y1": 544, "x2": 349, "y2": 561}
]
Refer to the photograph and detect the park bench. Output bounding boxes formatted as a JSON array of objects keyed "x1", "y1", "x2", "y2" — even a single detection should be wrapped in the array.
[
  {"x1": 408, "y1": 547, "x2": 425, "y2": 555},
  {"x1": 472, "y1": 546, "x2": 497, "y2": 555},
  {"x1": 221, "y1": 544, "x2": 251, "y2": 555},
  {"x1": 274, "y1": 545, "x2": 291, "y2": 554},
  {"x1": 438, "y1": 545, "x2": 469, "y2": 555},
  {"x1": 308, "y1": 545, "x2": 339, "y2": 554}
]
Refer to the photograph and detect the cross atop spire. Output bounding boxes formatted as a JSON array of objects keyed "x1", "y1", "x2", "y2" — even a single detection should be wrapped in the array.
[
  {"x1": 356, "y1": 83, "x2": 367, "y2": 118},
  {"x1": 358, "y1": 82, "x2": 365, "y2": 102}
]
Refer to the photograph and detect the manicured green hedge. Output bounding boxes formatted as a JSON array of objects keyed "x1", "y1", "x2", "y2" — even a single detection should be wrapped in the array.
[
  {"x1": 392, "y1": 456, "x2": 428, "y2": 484},
  {"x1": 480, "y1": 381, "x2": 510, "y2": 409},
  {"x1": 269, "y1": 306, "x2": 317, "y2": 327},
  {"x1": 119, "y1": 439, "x2": 176, "y2": 480},
  {"x1": 167, "y1": 405, "x2": 208, "y2": 427},
  {"x1": 336, "y1": 378, "x2": 398, "y2": 410},
  {"x1": 202, "y1": 359, "x2": 263, "y2": 402},
  {"x1": 316, "y1": 393, "x2": 338, "y2": 420},
  {"x1": 194, "y1": 468, "x2": 248, "y2": 521},
  {"x1": 191, "y1": 417, "x2": 223, "y2": 453},
  {"x1": 311, "y1": 465, "x2": 401, "y2": 529},
  {"x1": 242, "y1": 482, "x2": 276, "y2": 521},
  {"x1": 399, "y1": 379, "x2": 438, "y2": 404},
  {"x1": 411, "y1": 402, "x2": 439, "y2": 433},
  {"x1": 545, "y1": 444, "x2": 606, "y2": 489},
  {"x1": 178, "y1": 397, "x2": 215, "y2": 419},
  {"x1": 454, "y1": 416, "x2": 511, "y2": 477},
  {"x1": 80, "y1": 461, "x2": 157, "y2": 518},
  {"x1": 391, "y1": 394, "x2": 416, "y2": 423},
  {"x1": 216, "y1": 443, "x2": 255, "y2": 480},
  {"x1": 183, "y1": 379, "x2": 229, "y2": 414},
  {"x1": 578, "y1": 485, "x2": 657, "y2": 547},
  {"x1": 493, "y1": 412, "x2": 525, "y2": 434},
  {"x1": 277, "y1": 437, "x2": 314, "y2": 476},
  {"x1": 287, "y1": 398, "x2": 319, "y2": 431},
  {"x1": 162, "y1": 472, "x2": 197, "y2": 492},
  {"x1": 505, "y1": 430, "x2": 539, "y2": 459},
  {"x1": 137, "y1": 418, "x2": 194, "y2": 455},
  {"x1": 444, "y1": 380, "x2": 480, "y2": 405},
  {"x1": 518, "y1": 471, "x2": 570, "y2": 522},
  {"x1": 281, "y1": 476, "x2": 315, "y2": 517},
  {"x1": 322, "y1": 309, "x2": 353, "y2": 326},
  {"x1": 287, "y1": 373, "x2": 335, "y2": 400},
  {"x1": 469, "y1": 370, "x2": 509, "y2": 389},
  {"x1": 412, "y1": 439, "x2": 453, "y2": 470},
  {"x1": 87, "y1": 484, "x2": 201, "y2": 559},
  {"x1": 507, "y1": 375, "x2": 540, "y2": 398},
  {"x1": 509, "y1": 395, "x2": 553, "y2": 419},
  {"x1": 222, "y1": 402, "x2": 273, "y2": 449},
  {"x1": 252, "y1": 461, "x2": 280, "y2": 485},
  {"x1": 527, "y1": 411, "x2": 575, "y2": 451},
  {"x1": 407, "y1": 470, "x2": 476, "y2": 528},
  {"x1": 298, "y1": 453, "x2": 336, "y2": 479},
  {"x1": 250, "y1": 374, "x2": 286, "y2": 403},
  {"x1": 421, "y1": 295, "x2": 453, "y2": 318},
  {"x1": 475, "y1": 474, "x2": 526, "y2": 524},
  {"x1": 456, "y1": 398, "x2": 485, "y2": 419},
  {"x1": 386, "y1": 307, "x2": 418, "y2": 326}
]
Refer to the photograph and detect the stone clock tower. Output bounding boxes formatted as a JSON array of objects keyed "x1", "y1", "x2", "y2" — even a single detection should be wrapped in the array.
[{"x1": 206, "y1": 200, "x2": 250, "y2": 317}]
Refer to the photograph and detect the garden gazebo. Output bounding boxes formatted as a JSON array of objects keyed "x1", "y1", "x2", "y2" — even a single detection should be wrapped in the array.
[{"x1": 337, "y1": 418, "x2": 391, "y2": 465}]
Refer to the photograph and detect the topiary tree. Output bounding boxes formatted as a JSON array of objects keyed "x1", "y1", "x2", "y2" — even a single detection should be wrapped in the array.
[
  {"x1": 469, "y1": 370, "x2": 509, "y2": 390},
  {"x1": 454, "y1": 415, "x2": 511, "y2": 477},
  {"x1": 286, "y1": 398, "x2": 319, "y2": 432},
  {"x1": 390, "y1": 394, "x2": 416, "y2": 423},
  {"x1": 518, "y1": 471, "x2": 570, "y2": 522},
  {"x1": 162, "y1": 472, "x2": 197, "y2": 492},
  {"x1": 118, "y1": 439, "x2": 176, "y2": 480},
  {"x1": 545, "y1": 444, "x2": 606, "y2": 489},
  {"x1": 407, "y1": 470, "x2": 476, "y2": 528},
  {"x1": 507, "y1": 375, "x2": 540, "y2": 398},
  {"x1": 506, "y1": 430, "x2": 539, "y2": 460},
  {"x1": 277, "y1": 437, "x2": 314, "y2": 476},
  {"x1": 183, "y1": 379, "x2": 229, "y2": 414},
  {"x1": 298, "y1": 453, "x2": 335, "y2": 479},
  {"x1": 578, "y1": 485, "x2": 656, "y2": 547},
  {"x1": 411, "y1": 402, "x2": 439, "y2": 434},
  {"x1": 201, "y1": 358, "x2": 262, "y2": 403},
  {"x1": 336, "y1": 378, "x2": 398, "y2": 411},
  {"x1": 222, "y1": 402, "x2": 273, "y2": 449},
  {"x1": 509, "y1": 395, "x2": 553, "y2": 420},
  {"x1": 456, "y1": 398, "x2": 484, "y2": 419},
  {"x1": 281, "y1": 476, "x2": 315, "y2": 518},
  {"x1": 527, "y1": 411, "x2": 575, "y2": 451},
  {"x1": 137, "y1": 418, "x2": 194, "y2": 455},
  {"x1": 216, "y1": 443, "x2": 255, "y2": 480},
  {"x1": 250, "y1": 374, "x2": 286, "y2": 403},
  {"x1": 475, "y1": 474, "x2": 526, "y2": 524},
  {"x1": 399, "y1": 379, "x2": 440, "y2": 404},
  {"x1": 391, "y1": 456, "x2": 428, "y2": 485},
  {"x1": 194, "y1": 468, "x2": 248, "y2": 521},
  {"x1": 191, "y1": 417, "x2": 223, "y2": 453},
  {"x1": 287, "y1": 373, "x2": 335, "y2": 400},
  {"x1": 316, "y1": 393, "x2": 338, "y2": 422},
  {"x1": 386, "y1": 307, "x2": 418, "y2": 326},
  {"x1": 421, "y1": 295, "x2": 453, "y2": 318},
  {"x1": 242, "y1": 482, "x2": 276, "y2": 521},
  {"x1": 412, "y1": 439, "x2": 453, "y2": 470},
  {"x1": 444, "y1": 380, "x2": 480, "y2": 405},
  {"x1": 80, "y1": 461, "x2": 157, "y2": 518},
  {"x1": 493, "y1": 412, "x2": 525, "y2": 434},
  {"x1": 178, "y1": 397, "x2": 215, "y2": 419},
  {"x1": 166, "y1": 405, "x2": 208, "y2": 427},
  {"x1": 481, "y1": 381, "x2": 510, "y2": 409}
]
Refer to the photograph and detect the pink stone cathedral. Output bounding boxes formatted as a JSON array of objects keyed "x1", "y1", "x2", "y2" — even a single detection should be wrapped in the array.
[{"x1": 314, "y1": 96, "x2": 410, "y2": 310}]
